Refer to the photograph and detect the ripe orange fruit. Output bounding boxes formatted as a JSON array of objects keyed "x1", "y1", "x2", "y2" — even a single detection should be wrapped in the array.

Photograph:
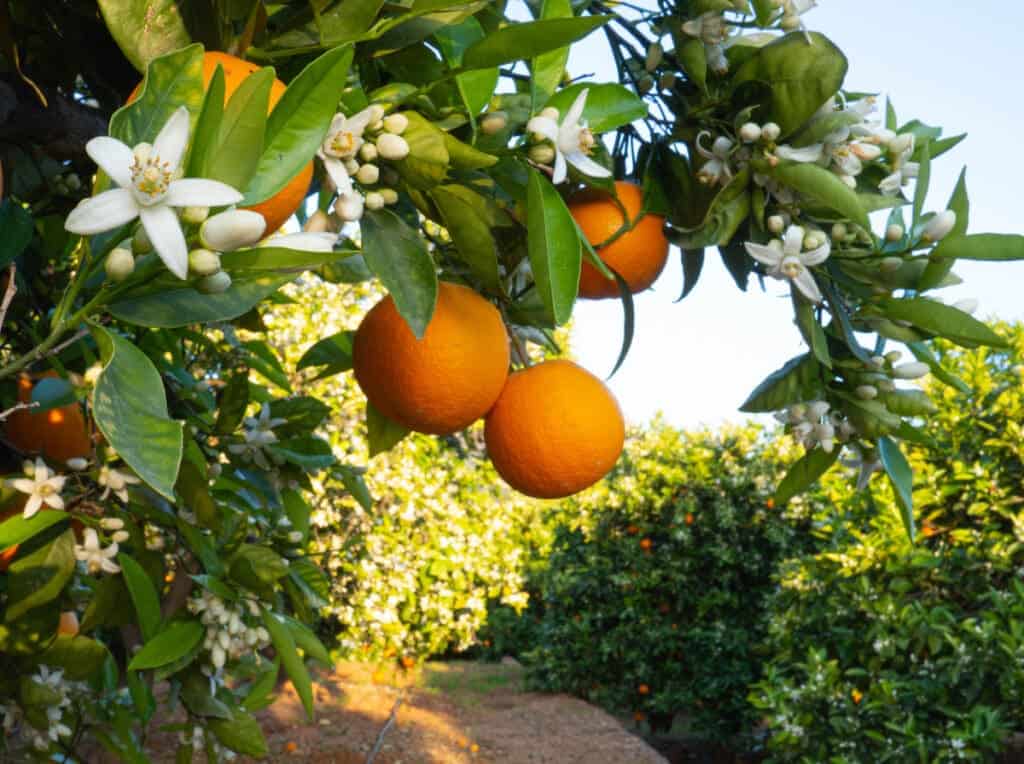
[
  {"x1": 401, "y1": 655, "x2": 416, "y2": 669},
  {"x1": 0, "y1": 500, "x2": 24, "y2": 572},
  {"x1": 570, "y1": 181, "x2": 669, "y2": 299},
  {"x1": 58, "y1": 611, "x2": 80, "y2": 637},
  {"x1": 353, "y1": 282, "x2": 510, "y2": 435},
  {"x1": 638, "y1": 683, "x2": 650, "y2": 695},
  {"x1": 639, "y1": 537, "x2": 653, "y2": 551},
  {"x1": 129, "y1": 51, "x2": 313, "y2": 234},
  {"x1": 3, "y1": 372, "x2": 92, "y2": 463},
  {"x1": 685, "y1": 513, "x2": 695, "y2": 526},
  {"x1": 285, "y1": 741, "x2": 298, "y2": 754},
  {"x1": 484, "y1": 360, "x2": 625, "y2": 498}
]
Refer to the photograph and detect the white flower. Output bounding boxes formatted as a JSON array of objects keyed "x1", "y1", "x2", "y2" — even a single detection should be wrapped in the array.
[
  {"x1": 260, "y1": 231, "x2": 338, "y2": 252},
  {"x1": 744, "y1": 225, "x2": 830, "y2": 303},
  {"x1": 74, "y1": 528, "x2": 121, "y2": 574},
  {"x1": 228, "y1": 403, "x2": 287, "y2": 470},
  {"x1": 317, "y1": 106, "x2": 381, "y2": 194},
  {"x1": 681, "y1": 12, "x2": 731, "y2": 73},
  {"x1": 842, "y1": 448, "x2": 882, "y2": 491},
  {"x1": 880, "y1": 133, "x2": 920, "y2": 195},
  {"x1": 922, "y1": 210, "x2": 957, "y2": 242},
  {"x1": 525, "y1": 89, "x2": 612, "y2": 184},
  {"x1": 8, "y1": 458, "x2": 66, "y2": 518},
  {"x1": 98, "y1": 465, "x2": 141, "y2": 502},
  {"x1": 780, "y1": 0, "x2": 816, "y2": 34},
  {"x1": 65, "y1": 107, "x2": 244, "y2": 279},
  {"x1": 695, "y1": 132, "x2": 734, "y2": 186}
]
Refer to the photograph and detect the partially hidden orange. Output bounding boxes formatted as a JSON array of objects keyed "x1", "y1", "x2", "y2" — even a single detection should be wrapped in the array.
[
  {"x1": 3, "y1": 371, "x2": 92, "y2": 463},
  {"x1": 129, "y1": 51, "x2": 313, "y2": 234},
  {"x1": 570, "y1": 180, "x2": 669, "y2": 299},
  {"x1": 484, "y1": 360, "x2": 625, "y2": 498},
  {"x1": 353, "y1": 282, "x2": 510, "y2": 436}
]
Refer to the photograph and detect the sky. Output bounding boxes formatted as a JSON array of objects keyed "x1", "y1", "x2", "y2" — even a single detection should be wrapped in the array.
[{"x1": 564, "y1": 1, "x2": 1024, "y2": 428}]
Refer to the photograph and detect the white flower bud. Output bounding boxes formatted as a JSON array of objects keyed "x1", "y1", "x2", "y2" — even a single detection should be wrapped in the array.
[
  {"x1": 878, "y1": 379, "x2": 896, "y2": 393},
  {"x1": 112, "y1": 530, "x2": 130, "y2": 543},
  {"x1": 761, "y1": 122, "x2": 781, "y2": 142},
  {"x1": 892, "y1": 362, "x2": 929, "y2": 380},
  {"x1": 105, "y1": 248, "x2": 135, "y2": 281},
  {"x1": 539, "y1": 107, "x2": 559, "y2": 122},
  {"x1": 888, "y1": 133, "x2": 914, "y2": 155},
  {"x1": 344, "y1": 158, "x2": 360, "y2": 176},
  {"x1": 66, "y1": 457, "x2": 89, "y2": 471},
  {"x1": 850, "y1": 143, "x2": 882, "y2": 161},
  {"x1": 921, "y1": 210, "x2": 957, "y2": 242},
  {"x1": 712, "y1": 136, "x2": 734, "y2": 155},
  {"x1": 807, "y1": 400, "x2": 830, "y2": 420},
  {"x1": 767, "y1": 215, "x2": 786, "y2": 234},
  {"x1": 302, "y1": 210, "x2": 332, "y2": 234},
  {"x1": 180, "y1": 206, "x2": 209, "y2": 225},
  {"x1": 200, "y1": 210, "x2": 267, "y2": 251},
  {"x1": 100, "y1": 517, "x2": 124, "y2": 530},
  {"x1": 480, "y1": 111, "x2": 508, "y2": 135},
  {"x1": 211, "y1": 644, "x2": 226, "y2": 669},
  {"x1": 359, "y1": 142, "x2": 378, "y2": 162},
  {"x1": 132, "y1": 225, "x2": 152, "y2": 254},
  {"x1": 738, "y1": 122, "x2": 762, "y2": 143},
  {"x1": 856, "y1": 385, "x2": 878, "y2": 400},
  {"x1": 645, "y1": 42, "x2": 663, "y2": 71},
  {"x1": 953, "y1": 298, "x2": 979, "y2": 315},
  {"x1": 382, "y1": 113, "x2": 409, "y2": 135},
  {"x1": 367, "y1": 104, "x2": 386, "y2": 124},
  {"x1": 188, "y1": 249, "x2": 221, "y2": 277},
  {"x1": 831, "y1": 223, "x2": 848, "y2": 240},
  {"x1": 879, "y1": 256, "x2": 903, "y2": 273},
  {"x1": 288, "y1": 531, "x2": 303, "y2": 543},
  {"x1": 356, "y1": 163, "x2": 380, "y2": 185},
  {"x1": 376, "y1": 133, "x2": 410, "y2": 160},
  {"x1": 528, "y1": 144, "x2": 556, "y2": 164},
  {"x1": 884, "y1": 350, "x2": 903, "y2": 363},
  {"x1": 885, "y1": 224, "x2": 904, "y2": 242},
  {"x1": 780, "y1": 13, "x2": 801, "y2": 30},
  {"x1": 197, "y1": 271, "x2": 232, "y2": 295},
  {"x1": 815, "y1": 421, "x2": 835, "y2": 441},
  {"x1": 804, "y1": 231, "x2": 826, "y2": 250},
  {"x1": 65, "y1": 173, "x2": 81, "y2": 191},
  {"x1": 334, "y1": 192, "x2": 365, "y2": 222},
  {"x1": 380, "y1": 188, "x2": 399, "y2": 205},
  {"x1": 839, "y1": 174, "x2": 857, "y2": 189},
  {"x1": 365, "y1": 191, "x2": 385, "y2": 211}
]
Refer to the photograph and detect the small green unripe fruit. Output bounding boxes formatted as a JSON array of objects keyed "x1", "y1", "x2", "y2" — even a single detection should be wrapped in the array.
[{"x1": 197, "y1": 271, "x2": 232, "y2": 294}]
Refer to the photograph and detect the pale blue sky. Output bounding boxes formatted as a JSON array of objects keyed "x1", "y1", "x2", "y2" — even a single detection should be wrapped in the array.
[{"x1": 567, "y1": 2, "x2": 1024, "y2": 427}]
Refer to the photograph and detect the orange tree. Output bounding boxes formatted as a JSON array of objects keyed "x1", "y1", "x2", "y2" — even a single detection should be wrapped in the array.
[{"x1": 0, "y1": 0, "x2": 1022, "y2": 759}]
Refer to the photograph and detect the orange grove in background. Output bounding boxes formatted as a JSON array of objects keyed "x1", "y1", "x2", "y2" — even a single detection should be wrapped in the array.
[
  {"x1": 129, "y1": 51, "x2": 313, "y2": 234},
  {"x1": 353, "y1": 282, "x2": 510, "y2": 436},
  {"x1": 3, "y1": 371, "x2": 92, "y2": 463},
  {"x1": 571, "y1": 180, "x2": 669, "y2": 299},
  {"x1": 484, "y1": 360, "x2": 625, "y2": 499}
]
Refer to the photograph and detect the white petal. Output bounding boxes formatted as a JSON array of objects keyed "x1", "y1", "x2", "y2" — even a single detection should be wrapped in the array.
[
  {"x1": 776, "y1": 144, "x2": 824, "y2": 163},
  {"x1": 152, "y1": 107, "x2": 191, "y2": 172},
  {"x1": 261, "y1": 232, "x2": 337, "y2": 252},
  {"x1": 165, "y1": 179, "x2": 243, "y2": 208},
  {"x1": 348, "y1": 108, "x2": 375, "y2": 134},
  {"x1": 86, "y1": 137, "x2": 134, "y2": 188},
  {"x1": 791, "y1": 269, "x2": 823, "y2": 303},
  {"x1": 140, "y1": 205, "x2": 188, "y2": 279},
  {"x1": 801, "y1": 240, "x2": 831, "y2": 267},
  {"x1": 23, "y1": 495, "x2": 42, "y2": 519},
  {"x1": 565, "y1": 88, "x2": 589, "y2": 128},
  {"x1": 43, "y1": 494, "x2": 64, "y2": 510},
  {"x1": 9, "y1": 478, "x2": 36, "y2": 494},
  {"x1": 744, "y1": 241, "x2": 783, "y2": 267},
  {"x1": 323, "y1": 157, "x2": 353, "y2": 196},
  {"x1": 566, "y1": 151, "x2": 611, "y2": 178},
  {"x1": 551, "y1": 151, "x2": 568, "y2": 185},
  {"x1": 64, "y1": 189, "x2": 139, "y2": 235},
  {"x1": 101, "y1": 558, "x2": 121, "y2": 574},
  {"x1": 783, "y1": 225, "x2": 805, "y2": 256},
  {"x1": 525, "y1": 116, "x2": 559, "y2": 144}
]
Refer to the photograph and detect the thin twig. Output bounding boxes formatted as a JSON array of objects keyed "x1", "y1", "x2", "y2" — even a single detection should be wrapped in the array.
[
  {"x1": 365, "y1": 693, "x2": 404, "y2": 764},
  {"x1": 0, "y1": 264, "x2": 16, "y2": 335},
  {"x1": 45, "y1": 327, "x2": 91, "y2": 359},
  {"x1": 0, "y1": 400, "x2": 37, "y2": 422}
]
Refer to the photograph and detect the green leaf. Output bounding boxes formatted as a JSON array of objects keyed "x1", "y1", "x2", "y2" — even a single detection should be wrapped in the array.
[
  {"x1": 430, "y1": 185, "x2": 501, "y2": 292},
  {"x1": 531, "y1": 0, "x2": 572, "y2": 107},
  {"x1": 876, "y1": 297, "x2": 1008, "y2": 349},
  {"x1": 0, "y1": 200, "x2": 34, "y2": 269},
  {"x1": 97, "y1": 0, "x2": 191, "y2": 72},
  {"x1": 676, "y1": 37, "x2": 707, "y2": 92},
  {"x1": 206, "y1": 66, "x2": 273, "y2": 190},
  {"x1": 393, "y1": 112, "x2": 450, "y2": 189},
  {"x1": 128, "y1": 620, "x2": 204, "y2": 670},
  {"x1": 29, "y1": 376, "x2": 76, "y2": 412},
  {"x1": 733, "y1": 32, "x2": 848, "y2": 137},
  {"x1": 230, "y1": 544, "x2": 289, "y2": 594},
  {"x1": 607, "y1": 267, "x2": 634, "y2": 379},
  {"x1": 0, "y1": 510, "x2": 67, "y2": 551},
  {"x1": 187, "y1": 64, "x2": 226, "y2": 178},
  {"x1": 37, "y1": 635, "x2": 110, "y2": 680},
  {"x1": 359, "y1": 209, "x2": 438, "y2": 339},
  {"x1": 180, "y1": 670, "x2": 232, "y2": 719},
  {"x1": 119, "y1": 554, "x2": 162, "y2": 642},
  {"x1": 907, "y1": 342, "x2": 970, "y2": 394},
  {"x1": 443, "y1": 133, "x2": 499, "y2": 170},
  {"x1": 81, "y1": 576, "x2": 132, "y2": 633},
  {"x1": 544, "y1": 83, "x2": 647, "y2": 134},
  {"x1": 336, "y1": 464, "x2": 373, "y2": 510},
  {"x1": 676, "y1": 249, "x2": 704, "y2": 302},
  {"x1": 241, "y1": 659, "x2": 280, "y2": 712},
  {"x1": 90, "y1": 326, "x2": 184, "y2": 500},
  {"x1": 526, "y1": 170, "x2": 580, "y2": 325},
  {"x1": 282, "y1": 615, "x2": 331, "y2": 666},
  {"x1": 775, "y1": 447, "x2": 840, "y2": 504},
  {"x1": 261, "y1": 607, "x2": 314, "y2": 719},
  {"x1": 946, "y1": 168, "x2": 970, "y2": 238},
  {"x1": 215, "y1": 372, "x2": 250, "y2": 435},
  {"x1": 5, "y1": 530, "x2": 75, "y2": 622},
  {"x1": 220, "y1": 246, "x2": 354, "y2": 272},
  {"x1": 266, "y1": 436, "x2": 335, "y2": 470},
  {"x1": 109, "y1": 273, "x2": 292, "y2": 328},
  {"x1": 296, "y1": 331, "x2": 354, "y2": 380},
  {"x1": 879, "y1": 389, "x2": 937, "y2": 417},
  {"x1": 878, "y1": 436, "x2": 914, "y2": 542},
  {"x1": 434, "y1": 17, "x2": 498, "y2": 116},
  {"x1": 462, "y1": 16, "x2": 610, "y2": 69},
  {"x1": 794, "y1": 296, "x2": 830, "y2": 367},
  {"x1": 739, "y1": 354, "x2": 820, "y2": 413},
  {"x1": 367, "y1": 402, "x2": 410, "y2": 457},
  {"x1": 109, "y1": 44, "x2": 204, "y2": 146},
  {"x1": 767, "y1": 160, "x2": 869, "y2": 230},
  {"x1": 175, "y1": 457, "x2": 218, "y2": 529},
  {"x1": 928, "y1": 233, "x2": 1024, "y2": 262},
  {"x1": 208, "y1": 706, "x2": 269, "y2": 757},
  {"x1": 243, "y1": 44, "x2": 354, "y2": 206},
  {"x1": 912, "y1": 139, "x2": 930, "y2": 225}
]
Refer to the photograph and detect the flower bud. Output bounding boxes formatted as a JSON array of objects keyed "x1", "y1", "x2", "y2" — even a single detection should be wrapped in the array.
[
  {"x1": 376, "y1": 133, "x2": 410, "y2": 160},
  {"x1": 831, "y1": 223, "x2": 848, "y2": 241},
  {"x1": 132, "y1": 225, "x2": 152, "y2": 254},
  {"x1": 367, "y1": 104, "x2": 386, "y2": 124},
  {"x1": 712, "y1": 136, "x2": 733, "y2": 155},
  {"x1": 200, "y1": 210, "x2": 267, "y2": 251},
  {"x1": 480, "y1": 111, "x2": 508, "y2": 135},
  {"x1": 738, "y1": 122, "x2": 762, "y2": 143},
  {"x1": 112, "y1": 530, "x2": 130, "y2": 543},
  {"x1": 921, "y1": 210, "x2": 956, "y2": 242},
  {"x1": 334, "y1": 192, "x2": 365, "y2": 222},
  {"x1": 380, "y1": 188, "x2": 399, "y2": 205},
  {"x1": 761, "y1": 122, "x2": 781, "y2": 142},
  {"x1": 658, "y1": 72, "x2": 677, "y2": 90},
  {"x1": 767, "y1": 215, "x2": 786, "y2": 234},
  {"x1": 850, "y1": 143, "x2": 882, "y2": 161},
  {"x1": 888, "y1": 133, "x2": 914, "y2": 155},
  {"x1": 356, "y1": 163, "x2": 380, "y2": 185},
  {"x1": 303, "y1": 210, "x2": 332, "y2": 234},
  {"x1": 180, "y1": 206, "x2": 209, "y2": 225},
  {"x1": 885, "y1": 223, "x2": 904, "y2": 242},
  {"x1": 365, "y1": 191, "x2": 385, "y2": 211},
  {"x1": 528, "y1": 144, "x2": 556, "y2": 164},
  {"x1": 953, "y1": 298, "x2": 979, "y2": 315},
  {"x1": 539, "y1": 106, "x2": 559, "y2": 122},
  {"x1": 105, "y1": 248, "x2": 135, "y2": 281},
  {"x1": 878, "y1": 379, "x2": 896, "y2": 393},
  {"x1": 359, "y1": 142, "x2": 378, "y2": 162},
  {"x1": 788, "y1": 403, "x2": 807, "y2": 421},
  {"x1": 879, "y1": 256, "x2": 903, "y2": 273},
  {"x1": 807, "y1": 400, "x2": 830, "y2": 420},
  {"x1": 839, "y1": 174, "x2": 857, "y2": 189},
  {"x1": 188, "y1": 248, "x2": 221, "y2": 277},
  {"x1": 780, "y1": 13, "x2": 801, "y2": 30},
  {"x1": 645, "y1": 42, "x2": 663, "y2": 71},
  {"x1": 344, "y1": 158, "x2": 360, "y2": 175},
  {"x1": 382, "y1": 113, "x2": 409, "y2": 135},
  {"x1": 287, "y1": 531, "x2": 304, "y2": 543},
  {"x1": 66, "y1": 457, "x2": 89, "y2": 471},
  {"x1": 892, "y1": 362, "x2": 929, "y2": 380},
  {"x1": 637, "y1": 76, "x2": 654, "y2": 95},
  {"x1": 884, "y1": 350, "x2": 903, "y2": 363},
  {"x1": 856, "y1": 384, "x2": 878, "y2": 400},
  {"x1": 65, "y1": 173, "x2": 82, "y2": 191},
  {"x1": 197, "y1": 271, "x2": 232, "y2": 295},
  {"x1": 804, "y1": 231, "x2": 826, "y2": 250}
]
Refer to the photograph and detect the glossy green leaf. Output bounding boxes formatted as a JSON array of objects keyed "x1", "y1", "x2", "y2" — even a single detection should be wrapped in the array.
[
  {"x1": 91, "y1": 326, "x2": 184, "y2": 500},
  {"x1": 220, "y1": 246, "x2": 354, "y2": 272},
  {"x1": 176, "y1": 456, "x2": 218, "y2": 529},
  {"x1": 462, "y1": 16, "x2": 610, "y2": 69},
  {"x1": 929, "y1": 233, "x2": 1024, "y2": 262},
  {"x1": 739, "y1": 354, "x2": 820, "y2": 413},
  {"x1": 127, "y1": 620, "x2": 204, "y2": 670},
  {"x1": 0, "y1": 200, "x2": 34, "y2": 269},
  {"x1": 187, "y1": 65, "x2": 226, "y2": 178},
  {"x1": 38, "y1": 635, "x2": 110, "y2": 680},
  {"x1": 215, "y1": 372, "x2": 250, "y2": 435},
  {"x1": 367, "y1": 402, "x2": 410, "y2": 457},
  {"x1": 359, "y1": 209, "x2": 438, "y2": 338},
  {"x1": 775, "y1": 447, "x2": 840, "y2": 504},
  {"x1": 336, "y1": 464, "x2": 373, "y2": 510},
  {"x1": 29, "y1": 376, "x2": 76, "y2": 412},
  {"x1": 180, "y1": 670, "x2": 232, "y2": 719},
  {"x1": 607, "y1": 267, "x2": 634, "y2": 378},
  {"x1": 266, "y1": 436, "x2": 335, "y2": 470},
  {"x1": 443, "y1": 133, "x2": 499, "y2": 170},
  {"x1": 296, "y1": 331, "x2": 354, "y2": 379},
  {"x1": 676, "y1": 37, "x2": 707, "y2": 92},
  {"x1": 907, "y1": 342, "x2": 970, "y2": 394},
  {"x1": 0, "y1": 510, "x2": 67, "y2": 551},
  {"x1": 261, "y1": 607, "x2": 314, "y2": 719},
  {"x1": 544, "y1": 83, "x2": 647, "y2": 134},
  {"x1": 5, "y1": 530, "x2": 75, "y2": 621},
  {"x1": 912, "y1": 139, "x2": 930, "y2": 225},
  {"x1": 119, "y1": 554, "x2": 161, "y2": 642},
  {"x1": 208, "y1": 706, "x2": 269, "y2": 757},
  {"x1": 878, "y1": 435, "x2": 915, "y2": 541},
  {"x1": 526, "y1": 170, "x2": 580, "y2": 325},
  {"x1": 394, "y1": 111, "x2": 450, "y2": 189},
  {"x1": 531, "y1": 0, "x2": 572, "y2": 107},
  {"x1": 97, "y1": 0, "x2": 191, "y2": 72},
  {"x1": 243, "y1": 44, "x2": 353, "y2": 205},
  {"x1": 230, "y1": 544, "x2": 289, "y2": 593},
  {"x1": 435, "y1": 17, "x2": 497, "y2": 116},
  {"x1": 877, "y1": 297, "x2": 1008, "y2": 349},
  {"x1": 767, "y1": 161, "x2": 869, "y2": 230},
  {"x1": 282, "y1": 615, "x2": 331, "y2": 666},
  {"x1": 206, "y1": 66, "x2": 273, "y2": 190},
  {"x1": 918, "y1": 168, "x2": 968, "y2": 291},
  {"x1": 241, "y1": 658, "x2": 280, "y2": 712},
  {"x1": 676, "y1": 249, "x2": 704, "y2": 302},
  {"x1": 431, "y1": 184, "x2": 501, "y2": 291}
]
